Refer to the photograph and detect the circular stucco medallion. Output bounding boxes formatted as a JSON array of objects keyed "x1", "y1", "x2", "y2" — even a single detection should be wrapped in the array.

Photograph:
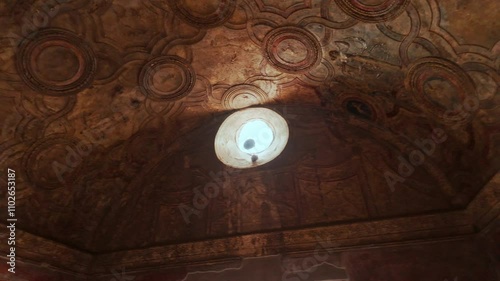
[
  {"x1": 405, "y1": 57, "x2": 478, "y2": 123},
  {"x1": 167, "y1": 0, "x2": 237, "y2": 28},
  {"x1": 335, "y1": 0, "x2": 410, "y2": 23},
  {"x1": 222, "y1": 84, "x2": 268, "y2": 109},
  {"x1": 16, "y1": 28, "x2": 97, "y2": 96},
  {"x1": 214, "y1": 108, "x2": 289, "y2": 168},
  {"x1": 263, "y1": 26, "x2": 322, "y2": 74},
  {"x1": 139, "y1": 56, "x2": 196, "y2": 101}
]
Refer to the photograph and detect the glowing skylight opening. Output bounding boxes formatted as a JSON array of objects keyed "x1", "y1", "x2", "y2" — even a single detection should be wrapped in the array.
[{"x1": 237, "y1": 119, "x2": 274, "y2": 154}]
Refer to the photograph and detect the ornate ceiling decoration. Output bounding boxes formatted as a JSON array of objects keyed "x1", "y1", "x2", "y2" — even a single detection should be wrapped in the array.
[
  {"x1": 0, "y1": 0, "x2": 498, "y2": 278},
  {"x1": 16, "y1": 28, "x2": 97, "y2": 96},
  {"x1": 335, "y1": 0, "x2": 410, "y2": 23},
  {"x1": 263, "y1": 26, "x2": 323, "y2": 74},
  {"x1": 221, "y1": 84, "x2": 269, "y2": 109},
  {"x1": 138, "y1": 55, "x2": 196, "y2": 101}
]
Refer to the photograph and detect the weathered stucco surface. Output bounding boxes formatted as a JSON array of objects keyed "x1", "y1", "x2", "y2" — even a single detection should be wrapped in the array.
[{"x1": 0, "y1": 0, "x2": 498, "y2": 279}]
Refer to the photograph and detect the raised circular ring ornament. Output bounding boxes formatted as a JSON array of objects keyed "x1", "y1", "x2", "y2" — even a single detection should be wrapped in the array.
[
  {"x1": 405, "y1": 57, "x2": 478, "y2": 123},
  {"x1": 139, "y1": 56, "x2": 196, "y2": 101},
  {"x1": 214, "y1": 108, "x2": 289, "y2": 168},
  {"x1": 222, "y1": 84, "x2": 268, "y2": 109},
  {"x1": 16, "y1": 28, "x2": 97, "y2": 96},
  {"x1": 263, "y1": 26, "x2": 322, "y2": 74},
  {"x1": 167, "y1": 0, "x2": 237, "y2": 28},
  {"x1": 335, "y1": 0, "x2": 410, "y2": 23}
]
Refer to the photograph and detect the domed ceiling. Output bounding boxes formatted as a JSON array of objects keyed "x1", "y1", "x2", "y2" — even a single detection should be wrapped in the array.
[{"x1": 0, "y1": 0, "x2": 499, "y2": 277}]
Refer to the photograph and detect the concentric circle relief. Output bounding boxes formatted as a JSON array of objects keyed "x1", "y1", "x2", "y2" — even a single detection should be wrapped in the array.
[
  {"x1": 222, "y1": 84, "x2": 268, "y2": 109},
  {"x1": 263, "y1": 26, "x2": 322, "y2": 74},
  {"x1": 16, "y1": 28, "x2": 97, "y2": 96},
  {"x1": 167, "y1": 0, "x2": 238, "y2": 28},
  {"x1": 405, "y1": 57, "x2": 478, "y2": 123},
  {"x1": 335, "y1": 0, "x2": 410, "y2": 23},
  {"x1": 139, "y1": 56, "x2": 196, "y2": 101}
]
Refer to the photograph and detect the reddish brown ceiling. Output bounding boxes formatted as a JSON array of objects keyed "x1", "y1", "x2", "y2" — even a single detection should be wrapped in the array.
[{"x1": 0, "y1": 0, "x2": 499, "y2": 277}]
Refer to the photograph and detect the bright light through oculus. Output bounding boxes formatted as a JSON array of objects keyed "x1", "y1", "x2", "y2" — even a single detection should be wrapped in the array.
[
  {"x1": 214, "y1": 107, "x2": 289, "y2": 169},
  {"x1": 237, "y1": 119, "x2": 274, "y2": 154}
]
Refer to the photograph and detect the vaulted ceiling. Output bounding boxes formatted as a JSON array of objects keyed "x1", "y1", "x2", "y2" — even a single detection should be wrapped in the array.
[{"x1": 0, "y1": 0, "x2": 499, "y2": 277}]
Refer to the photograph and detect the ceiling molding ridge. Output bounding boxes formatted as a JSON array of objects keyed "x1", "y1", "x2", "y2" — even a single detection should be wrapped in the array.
[{"x1": 0, "y1": 224, "x2": 93, "y2": 275}]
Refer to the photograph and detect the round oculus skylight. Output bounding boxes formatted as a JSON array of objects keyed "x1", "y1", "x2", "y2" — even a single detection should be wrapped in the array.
[
  {"x1": 214, "y1": 108, "x2": 289, "y2": 168},
  {"x1": 236, "y1": 119, "x2": 274, "y2": 154}
]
